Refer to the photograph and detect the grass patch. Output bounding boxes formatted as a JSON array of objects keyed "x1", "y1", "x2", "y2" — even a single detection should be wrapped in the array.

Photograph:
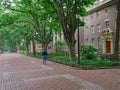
[{"x1": 80, "y1": 60, "x2": 120, "y2": 67}]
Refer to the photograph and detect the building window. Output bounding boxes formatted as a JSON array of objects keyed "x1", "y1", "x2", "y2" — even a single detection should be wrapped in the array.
[
  {"x1": 96, "y1": 11, "x2": 100, "y2": 18},
  {"x1": 97, "y1": 24, "x2": 101, "y2": 32},
  {"x1": 91, "y1": 25, "x2": 94, "y2": 33},
  {"x1": 85, "y1": 27, "x2": 88, "y2": 37},
  {"x1": 91, "y1": 14, "x2": 93, "y2": 19},
  {"x1": 105, "y1": 21, "x2": 110, "y2": 28},
  {"x1": 86, "y1": 27, "x2": 88, "y2": 31},
  {"x1": 86, "y1": 39, "x2": 89, "y2": 44},
  {"x1": 105, "y1": 8, "x2": 108, "y2": 15},
  {"x1": 91, "y1": 38, "x2": 94, "y2": 46},
  {"x1": 98, "y1": 37, "x2": 102, "y2": 52}
]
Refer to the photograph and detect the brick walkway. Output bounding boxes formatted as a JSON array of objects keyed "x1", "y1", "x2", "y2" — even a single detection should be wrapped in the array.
[{"x1": 0, "y1": 53, "x2": 120, "y2": 90}]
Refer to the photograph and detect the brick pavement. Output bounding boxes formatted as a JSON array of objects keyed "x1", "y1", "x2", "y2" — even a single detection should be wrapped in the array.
[{"x1": 0, "y1": 53, "x2": 120, "y2": 90}]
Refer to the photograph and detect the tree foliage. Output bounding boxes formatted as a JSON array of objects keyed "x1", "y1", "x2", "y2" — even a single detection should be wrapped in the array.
[
  {"x1": 0, "y1": 0, "x2": 96, "y2": 62},
  {"x1": 44, "y1": 0, "x2": 96, "y2": 61}
]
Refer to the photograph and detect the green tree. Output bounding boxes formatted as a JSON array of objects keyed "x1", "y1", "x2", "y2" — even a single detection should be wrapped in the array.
[
  {"x1": 9, "y1": 0, "x2": 57, "y2": 51},
  {"x1": 44, "y1": 0, "x2": 96, "y2": 61}
]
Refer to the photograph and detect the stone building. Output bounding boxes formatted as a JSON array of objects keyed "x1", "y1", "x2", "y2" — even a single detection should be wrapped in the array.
[{"x1": 83, "y1": 0, "x2": 119, "y2": 54}]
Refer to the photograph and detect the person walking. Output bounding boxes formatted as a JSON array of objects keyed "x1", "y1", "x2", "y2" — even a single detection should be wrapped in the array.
[{"x1": 42, "y1": 49, "x2": 48, "y2": 65}]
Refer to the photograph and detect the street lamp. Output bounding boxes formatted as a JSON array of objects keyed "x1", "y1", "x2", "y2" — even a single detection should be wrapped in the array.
[{"x1": 76, "y1": 13, "x2": 80, "y2": 65}]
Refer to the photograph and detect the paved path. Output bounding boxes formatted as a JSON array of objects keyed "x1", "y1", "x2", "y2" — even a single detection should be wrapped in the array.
[{"x1": 0, "y1": 53, "x2": 120, "y2": 90}]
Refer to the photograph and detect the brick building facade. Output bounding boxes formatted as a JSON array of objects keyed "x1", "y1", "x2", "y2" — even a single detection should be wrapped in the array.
[{"x1": 82, "y1": 0, "x2": 119, "y2": 54}]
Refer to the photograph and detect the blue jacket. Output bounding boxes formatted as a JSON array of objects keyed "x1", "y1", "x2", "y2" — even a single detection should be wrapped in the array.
[{"x1": 42, "y1": 50, "x2": 47, "y2": 56}]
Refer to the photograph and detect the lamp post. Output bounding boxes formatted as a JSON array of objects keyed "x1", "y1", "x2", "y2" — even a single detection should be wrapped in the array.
[{"x1": 76, "y1": 13, "x2": 80, "y2": 65}]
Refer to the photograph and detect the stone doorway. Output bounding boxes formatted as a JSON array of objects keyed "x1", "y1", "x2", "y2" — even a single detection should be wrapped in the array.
[{"x1": 101, "y1": 28, "x2": 113, "y2": 53}]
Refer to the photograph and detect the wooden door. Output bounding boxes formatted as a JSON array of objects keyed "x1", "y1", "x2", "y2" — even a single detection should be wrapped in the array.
[{"x1": 106, "y1": 41, "x2": 111, "y2": 53}]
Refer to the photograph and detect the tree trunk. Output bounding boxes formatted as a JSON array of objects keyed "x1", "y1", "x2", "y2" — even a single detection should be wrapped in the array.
[
  {"x1": 114, "y1": 1, "x2": 120, "y2": 61},
  {"x1": 68, "y1": 43, "x2": 76, "y2": 62},
  {"x1": 15, "y1": 42, "x2": 18, "y2": 52},
  {"x1": 12, "y1": 43, "x2": 17, "y2": 52},
  {"x1": 42, "y1": 42, "x2": 48, "y2": 51},
  {"x1": 32, "y1": 41, "x2": 36, "y2": 56},
  {"x1": 26, "y1": 44, "x2": 29, "y2": 54},
  {"x1": 32, "y1": 36, "x2": 36, "y2": 56},
  {"x1": 62, "y1": 28, "x2": 76, "y2": 62}
]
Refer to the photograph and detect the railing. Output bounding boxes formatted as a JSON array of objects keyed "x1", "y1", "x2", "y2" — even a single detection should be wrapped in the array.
[{"x1": 87, "y1": 0, "x2": 112, "y2": 11}]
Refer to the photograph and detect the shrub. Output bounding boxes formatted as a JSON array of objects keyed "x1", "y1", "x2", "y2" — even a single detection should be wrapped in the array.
[
  {"x1": 27, "y1": 52, "x2": 120, "y2": 67},
  {"x1": 19, "y1": 45, "x2": 27, "y2": 51},
  {"x1": 80, "y1": 45, "x2": 98, "y2": 60},
  {"x1": 55, "y1": 41, "x2": 66, "y2": 46},
  {"x1": 55, "y1": 41, "x2": 67, "y2": 52},
  {"x1": 48, "y1": 52, "x2": 69, "y2": 58}
]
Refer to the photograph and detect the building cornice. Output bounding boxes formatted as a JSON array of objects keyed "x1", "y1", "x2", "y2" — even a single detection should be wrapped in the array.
[{"x1": 87, "y1": 0, "x2": 119, "y2": 14}]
